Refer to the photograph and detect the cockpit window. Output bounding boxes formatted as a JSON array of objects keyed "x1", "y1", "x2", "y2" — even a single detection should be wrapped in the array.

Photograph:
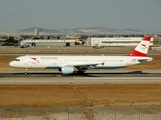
[{"x1": 14, "y1": 59, "x2": 20, "y2": 61}]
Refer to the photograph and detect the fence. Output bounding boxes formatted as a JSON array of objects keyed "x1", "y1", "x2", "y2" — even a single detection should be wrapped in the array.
[{"x1": 0, "y1": 109, "x2": 161, "y2": 120}]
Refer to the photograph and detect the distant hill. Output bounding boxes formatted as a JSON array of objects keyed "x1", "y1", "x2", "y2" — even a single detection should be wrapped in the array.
[{"x1": 20, "y1": 27, "x2": 147, "y2": 35}]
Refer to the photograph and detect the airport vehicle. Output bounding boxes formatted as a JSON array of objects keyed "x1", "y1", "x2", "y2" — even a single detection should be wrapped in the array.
[
  {"x1": 9, "y1": 36, "x2": 153, "y2": 75},
  {"x1": 93, "y1": 43, "x2": 104, "y2": 49}
]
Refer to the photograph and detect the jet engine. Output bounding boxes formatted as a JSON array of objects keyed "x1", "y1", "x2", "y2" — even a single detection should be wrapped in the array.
[{"x1": 61, "y1": 66, "x2": 74, "y2": 75}]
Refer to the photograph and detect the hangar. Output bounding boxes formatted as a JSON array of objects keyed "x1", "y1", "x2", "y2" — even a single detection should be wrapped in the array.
[{"x1": 20, "y1": 39, "x2": 76, "y2": 47}]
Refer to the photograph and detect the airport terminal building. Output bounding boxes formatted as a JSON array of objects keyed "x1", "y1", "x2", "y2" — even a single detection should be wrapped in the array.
[
  {"x1": 20, "y1": 37, "x2": 155, "y2": 48},
  {"x1": 87, "y1": 37, "x2": 154, "y2": 47}
]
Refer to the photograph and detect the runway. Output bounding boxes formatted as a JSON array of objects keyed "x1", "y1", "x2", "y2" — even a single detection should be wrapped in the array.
[{"x1": 0, "y1": 70, "x2": 161, "y2": 84}]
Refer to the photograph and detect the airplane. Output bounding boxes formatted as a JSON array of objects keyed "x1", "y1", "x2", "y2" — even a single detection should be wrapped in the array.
[{"x1": 9, "y1": 36, "x2": 153, "y2": 75}]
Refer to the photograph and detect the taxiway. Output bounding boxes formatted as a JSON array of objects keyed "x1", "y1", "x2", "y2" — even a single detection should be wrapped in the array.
[{"x1": 0, "y1": 70, "x2": 161, "y2": 84}]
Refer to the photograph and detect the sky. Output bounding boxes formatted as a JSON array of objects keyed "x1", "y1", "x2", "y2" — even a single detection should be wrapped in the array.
[{"x1": 0, "y1": 0, "x2": 161, "y2": 32}]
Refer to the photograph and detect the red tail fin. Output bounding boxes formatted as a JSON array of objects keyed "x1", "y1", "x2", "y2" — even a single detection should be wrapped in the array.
[{"x1": 128, "y1": 36, "x2": 152, "y2": 57}]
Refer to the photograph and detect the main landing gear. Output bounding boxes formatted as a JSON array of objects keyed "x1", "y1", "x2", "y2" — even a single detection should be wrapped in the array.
[{"x1": 77, "y1": 70, "x2": 85, "y2": 75}]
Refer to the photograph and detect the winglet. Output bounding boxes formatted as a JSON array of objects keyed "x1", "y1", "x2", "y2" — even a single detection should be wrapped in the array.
[{"x1": 128, "y1": 36, "x2": 152, "y2": 57}]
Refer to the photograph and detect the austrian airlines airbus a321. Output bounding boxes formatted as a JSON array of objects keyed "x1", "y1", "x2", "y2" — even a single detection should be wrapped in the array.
[{"x1": 9, "y1": 36, "x2": 153, "y2": 75}]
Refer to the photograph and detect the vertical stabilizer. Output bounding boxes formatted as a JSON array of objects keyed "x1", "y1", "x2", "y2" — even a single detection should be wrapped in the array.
[{"x1": 128, "y1": 36, "x2": 151, "y2": 56}]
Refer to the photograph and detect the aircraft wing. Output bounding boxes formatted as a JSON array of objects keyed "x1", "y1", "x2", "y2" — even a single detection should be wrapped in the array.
[{"x1": 64, "y1": 63, "x2": 103, "y2": 70}]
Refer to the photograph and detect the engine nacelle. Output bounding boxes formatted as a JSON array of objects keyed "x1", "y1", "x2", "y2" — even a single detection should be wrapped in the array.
[{"x1": 61, "y1": 66, "x2": 74, "y2": 75}]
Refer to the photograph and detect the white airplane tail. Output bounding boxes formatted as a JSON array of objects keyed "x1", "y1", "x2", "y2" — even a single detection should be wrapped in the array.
[{"x1": 128, "y1": 36, "x2": 152, "y2": 57}]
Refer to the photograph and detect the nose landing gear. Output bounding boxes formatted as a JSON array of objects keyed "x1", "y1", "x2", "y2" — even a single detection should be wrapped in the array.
[{"x1": 25, "y1": 68, "x2": 28, "y2": 75}]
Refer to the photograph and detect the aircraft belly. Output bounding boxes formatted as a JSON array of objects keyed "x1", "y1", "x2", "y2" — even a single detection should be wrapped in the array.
[
  {"x1": 94, "y1": 62, "x2": 128, "y2": 69},
  {"x1": 45, "y1": 66, "x2": 61, "y2": 69},
  {"x1": 94, "y1": 66, "x2": 126, "y2": 69}
]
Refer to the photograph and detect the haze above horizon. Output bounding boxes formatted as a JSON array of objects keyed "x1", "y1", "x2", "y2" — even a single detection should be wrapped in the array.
[{"x1": 0, "y1": 0, "x2": 161, "y2": 32}]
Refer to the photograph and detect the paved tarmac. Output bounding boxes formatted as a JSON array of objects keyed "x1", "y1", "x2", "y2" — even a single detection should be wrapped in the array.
[
  {"x1": 0, "y1": 70, "x2": 161, "y2": 84},
  {"x1": 0, "y1": 45, "x2": 161, "y2": 55}
]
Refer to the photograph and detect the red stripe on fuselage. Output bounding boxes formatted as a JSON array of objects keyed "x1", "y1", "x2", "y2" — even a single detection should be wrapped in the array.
[{"x1": 128, "y1": 50, "x2": 147, "y2": 56}]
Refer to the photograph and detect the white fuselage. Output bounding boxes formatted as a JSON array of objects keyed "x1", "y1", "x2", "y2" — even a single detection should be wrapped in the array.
[{"x1": 9, "y1": 55, "x2": 153, "y2": 69}]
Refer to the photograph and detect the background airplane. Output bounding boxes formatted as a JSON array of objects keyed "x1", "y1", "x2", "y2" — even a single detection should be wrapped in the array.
[{"x1": 9, "y1": 36, "x2": 153, "y2": 75}]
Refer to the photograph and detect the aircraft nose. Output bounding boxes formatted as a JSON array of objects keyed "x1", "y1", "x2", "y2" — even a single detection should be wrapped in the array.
[{"x1": 9, "y1": 61, "x2": 15, "y2": 67}]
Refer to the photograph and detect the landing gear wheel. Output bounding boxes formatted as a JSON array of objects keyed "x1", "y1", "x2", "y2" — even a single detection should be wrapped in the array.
[
  {"x1": 77, "y1": 70, "x2": 85, "y2": 74},
  {"x1": 25, "y1": 68, "x2": 28, "y2": 75}
]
